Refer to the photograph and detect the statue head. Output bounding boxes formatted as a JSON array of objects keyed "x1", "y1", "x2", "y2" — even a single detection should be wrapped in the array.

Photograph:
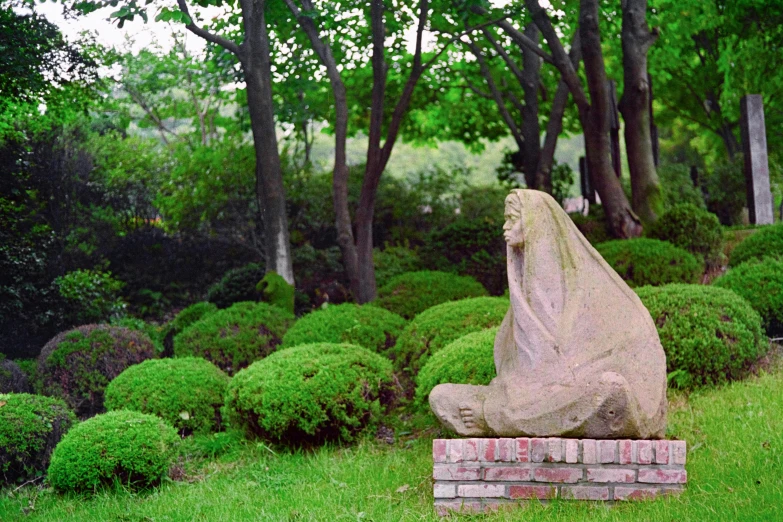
[{"x1": 503, "y1": 190, "x2": 525, "y2": 247}]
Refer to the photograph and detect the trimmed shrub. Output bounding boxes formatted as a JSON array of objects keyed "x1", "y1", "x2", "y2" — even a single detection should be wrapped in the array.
[
  {"x1": 713, "y1": 258, "x2": 783, "y2": 337},
  {"x1": 0, "y1": 358, "x2": 31, "y2": 393},
  {"x1": 37, "y1": 325, "x2": 157, "y2": 417},
  {"x1": 420, "y1": 220, "x2": 507, "y2": 295},
  {"x1": 47, "y1": 410, "x2": 179, "y2": 493},
  {"x1": 373, "y1": 245, "x2": 421, "y2": 289},
  {"x1": 282, "y1": 303, "x2": 406, "y2": 355},
  {"x1": 595, "y1": 238, "x2": 703, "y2": 288},
  {"x1": 636, "y1": 284, "x2": 767, "y2": 389},
  {"x1": 207, "y1": 263, "x2": 265, "y2": 309},
  {"x1": 110, "y1": 316, "x2": 164, "y2": 354},
  {"x1": 256, "y1": 271, "x2": 294, "y2": 314},
  {"x1": 729, "y1": 224, "x2": 783, "y2": 267},
  {"x1": 0, "y1": 393, "x2": 76, "y2": 483},
  {"x1": 373, "y1": 271, "x2": 488, "y2": 320},
  {"x1": 160, "y1": 302, "x2": 218, "y2": 357},
  {"x1": 105, "y1": 358, "x2": 229, "y2": 435},
  {"x1": 225, "y1": 343, "x2": 395, "y2": 445},
  {"x1": 393, "y1": 297, "x2": 509, "y2": 373},
  {"x1": 415, "y1": 328, "x2": 497, "y2": 407},
  {"x1": 647, "y1": 204, "x2": 724, "y2": 267},
  {"x1": 55, "y1": 269, "x2": 127, "y2": 325},
  {"x1": 174, "y1": 301, "x2": 295, "y2": 374}
]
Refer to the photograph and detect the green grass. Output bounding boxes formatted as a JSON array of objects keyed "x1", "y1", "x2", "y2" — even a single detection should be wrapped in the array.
[{"x1": 3, "y1": 369, "x2": 783, "y2": 521}]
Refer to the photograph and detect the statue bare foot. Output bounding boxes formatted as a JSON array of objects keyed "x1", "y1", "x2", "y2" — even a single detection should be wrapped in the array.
[{"x1": 429, "y1": 383, "x2": 490, "y2": 436}]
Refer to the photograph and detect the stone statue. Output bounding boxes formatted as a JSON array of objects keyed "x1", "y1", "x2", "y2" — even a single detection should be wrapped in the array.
[{"x1": 429, "y1": 190, "x2": 667, "y2": 439}]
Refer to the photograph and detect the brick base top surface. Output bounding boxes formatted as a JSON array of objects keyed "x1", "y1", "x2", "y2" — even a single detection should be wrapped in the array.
[{"x1": 433, "y1": 437, "x2": 687, "y2": 515}]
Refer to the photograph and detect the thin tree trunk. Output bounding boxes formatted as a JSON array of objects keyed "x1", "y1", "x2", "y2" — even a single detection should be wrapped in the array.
[
  {"x1": 619, "y1": 0, "x2": 662, "y2": 225},
  {"x1": 520, "y1": 23, "x2": 541, "y2": 189}
]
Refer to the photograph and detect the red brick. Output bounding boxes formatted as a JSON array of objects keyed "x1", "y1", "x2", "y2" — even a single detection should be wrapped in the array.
[
  {"x1": 531, "y1": 438, "x2": 547, "y2": 462},
  {"x1": 671, "y1": 440, "x2": 687, "y2": 465},
  {"x1": 447, "y1": 440, "x2": 463, "y2": 462},
  {"x1": 509, "y1": 485, "x2": 557, "y2": 499},
  {"x1": 483, "y1": 466, "x2": 532, "y2": 481},
  {"x1": 534, "y1": 467, "x2": 583, "y2": 483},
  {"x1": 457, "y1": 484, "x2": 505, "y2": 498},
  {"x1": 434, "y1": 500, "x2": 482, "y2": 515},
  {"x1": 637, "y1": 468, "x2": 687, "y2": 484},
  {"x1": 481, "y1": 439, "x2": 497, "y2": 462},
  {"x1": 599, "y1": 440, "x2": 616, "y2": 463},
  {"x1": 463, "y1": 439, "x2": 480, "y2": 462},
  {"x1": 586, "y1": 468, "x2": 636, "y2": 483},
  {"x1": 516, "y1": 438, "x2": 530, "y2": 462},
  {"x1": 433, "y1": 440, "x2": 447, "y2": 463},
  {"x1": 433, "y1": 464, "x2": 481, "y2": 481},
  {"x1": 636, "y1": 440, "x2": 653, "y2": 464},
  {"x1": 547, "y1": 438, "x2": 563, "y2": 462},
  {"x1": 614, "y1": 486, "x2": 682, "y2": 501},
  {"x1": 582, "y1": 439, "x2": 597, "y2": 464},
  {"x1": 561, "y1": 486, "x2": 610, "y2": 501},
  {"x1": 654, "y1": 440, "x2": 669, "y2": 464},
  {"x1": 433, "y1": 484, "x2": 456, "y2": 498},
  {"x1": 498, "y1": 438, "x2": 515, "y2": 462},
  {"x1": 618, "y1": 440, "x2": 633, "y2": 465},
  {"x1": 565, "y1": 439, "x2": 579, "y2": 463}
]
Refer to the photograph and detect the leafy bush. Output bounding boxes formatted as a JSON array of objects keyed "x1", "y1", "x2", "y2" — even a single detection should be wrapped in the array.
[
  {"x1": 393, "y1": 297, "x2": 508, "y2": 373},
  {"x1": 729, "y1": 224, "x2": 783, "y2": 267},
  {"x1": 373, "y1": 244, "x2": 421, "y2": 289},
  {"x1": 713, "y1": 258, "x2": 783, "y2": 337},
  {"x1": 0, "y1": 393, "x2": 76, "y2": 483},
  {"x1": 37, "y1": 325, "x2": 157, "y2": 417},
  {"x1": 105, "y1": 358, "x2": 229, "y2": 435},
  {"x1": 0, "y1": 358, "x2": 31, "y2": 393},
  {"x1": 282, "y1": 303, "x2": 406, "y2": 354},
  {"x1": 420, "y1": 220, "x2": 506, "y2": 295},
  {"x1": 415, "y1": 328, "x2": 497, "y2": 407},
  {"x1": 373, "y1": 271, "x2": 488, "y2": 320},
  {"x1": 160, "y1": 302, "x2": 218, "y2": 357},
  {"x1": 657, "y1": 162, "x2": 706, "y2": 211},
  {"x1": 636, "y1": 284, "x2": 767, "y2": 389},
  {"x1": 703, "y1": 158, "x2": 747, "y2": 225},
  {"x1": 110, "y1": 316, "x2": 164, "y2": 354},
  {"x1": 647, "y1": 204, "x2": 724, "y2": 267},
  {"x1": 256, "y1": 271, "x2": 294, "y2": 314},
  {"x1": 207, "y1": 263, "x2": 265, "y2": 309},
  {"x1": 173, "y1": 301, "x2": 295, "y2": 374},
  {"x1": 224, "y1": 343, "x2": 395, "y2": 445},
  {"x1": 595, "y1": 238, "x2": 703, "y2": 288},
  {"x1": 55, "y1": 269, "x2": 127, "y2": 325},
  {"x1": 569, "y1": 206, "x2": 612, "y2": 245},
  {"x1": 47, "y1": 410, "x2": 179, "y2": 493}
]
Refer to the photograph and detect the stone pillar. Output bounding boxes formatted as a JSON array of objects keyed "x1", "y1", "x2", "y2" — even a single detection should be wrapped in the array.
[
  {"x1": 740, "y1": 95, "x2": 774, "y2": 225},
  {"x1": 579, "y1": 156, "x2": 595, "y2": 204}
]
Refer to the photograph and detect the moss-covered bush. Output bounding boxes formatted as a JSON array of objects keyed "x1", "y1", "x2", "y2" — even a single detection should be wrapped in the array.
[
  {"x1": 110, "y1": 316, "x2": 164, "y2": 354},
  {"x1": 647, "y1": 204, "x2": 724, "y2": 267},
  {"x1": 0, "y1": 393, "x2": 76, "y2": 483},
  {"x1": 161, "y1": 302, "x2": 218, "y2": 357},
  {"x1": 174, "y1": 301, "x2": 295, "y2": 374},
  {"x1": 207, "y1": 262, "x2": 265, "y2": 309},
  {"x1": 636, "y1": 284, "x2": 767, "y2": 389},
  {"x1": 415, "y1": 328, "x2": 497, "y2": 407},
  {"x1": 393, "y1": 297, "x2": 508, "y2": 373},
  {"x1": 224, "y1": 343, "x2": 395, "y2": 445},
  {"x1": 373, "y1": 271, "x2": 488, "y2": 320},
  {"x1": 729, "y1": 224, "x2": 783, "y2": 267},
  {"x1": 256, "y1": 271, "x2": 294, "y2": 314},
  {"x1": 713, "y1": 258, "x2": 783, "y2": 337},
  {"x1": 595, "y1": 238, "x2": 703, "y2": 288},
  {"x1": 282, "y1": 303, "x2": 406, "y2": 355},
  {"x1": 37, "y1": 325, "x2": 157, "y2": 417},
  {"x1": 0, "y1": 358, "x2": 31, "y2": 393},
  {"x1": 47, "y1": 410, "x2": 179, "y2": 493},
  {"x1": 105, "y1": 358, "x2": 229, "y2": 435}
]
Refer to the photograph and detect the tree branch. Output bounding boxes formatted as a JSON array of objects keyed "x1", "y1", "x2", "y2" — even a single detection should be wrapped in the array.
[
  {"x1": 176, "y1": 0, "x2": 240, "y2": 55},
  {"x1": 469, "y1": 5, "x2": 554, "y2": 65}
]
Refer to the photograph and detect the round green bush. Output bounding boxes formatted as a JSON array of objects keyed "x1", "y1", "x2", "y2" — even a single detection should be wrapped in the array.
[
  {"x1": 47, "y1": 410, "x2": 179, "y2": 493},
  {"x1": 37, "y1": 325, "x2": 157, "y2": 417},
  {"x1": 174, "y1": 301, "x2": 295, "y2": 375},
  {"x1": 647, "y1": 203, "x2": 724, "y2": 267},
  {"x1": 393, "y1": 296, "x2": 508, "y2": 373},
  {"x1": 207, "y1": 263, "x2": 265, "y2": 309},
  {"x1": 111, "y1": 317, "x2": 164, "y2": 354},
  {"x1": 0, "y1": 358, "x2": 31, "y2": 393},
  {"x1": 0, "y1": 393, "x2": 76, "y2": 483},
  {"x1": 281, "y1": 303, "x2": 406, "y2": 355},
  {"x1": 713, "y1": 258, "x2": 783, "y2": 337},
  {"x1": 373, "y1": 271, "x2": 488, "y2": 320},
  {"x1": 729, "y1": 224, "x2": 783, "y2": 267},
  {"x1": 224, "y1": 343, "x2": 395, "y2": 445},
  {"x1": 161, "y1": 302, "x2": 218, "y2": 357},
  {"x1": 595, "y1": 238, "x2": 703, "y2": 288},
  {"x1": 373, "y1": 245, "x2": 421, "y2": 288},
  {"x1": 636, "y1": 284, "x2": 767, "y2": 389},
  {"x1": 105, "y1": 358, "x2": 229, "y2": 435},
  {"x1": 415, "y1": 328, "x2": 497, "y2": 407}
]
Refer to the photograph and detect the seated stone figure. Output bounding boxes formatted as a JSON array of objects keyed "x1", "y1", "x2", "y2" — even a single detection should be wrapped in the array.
[{"x1": 429, "y1": 189, "x2": 667, "y2": 439}]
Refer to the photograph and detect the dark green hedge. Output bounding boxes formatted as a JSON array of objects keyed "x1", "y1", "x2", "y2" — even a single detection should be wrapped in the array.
[
  {"x1": 596, "y1": 238, "x2": 703, "y2": 288},
  {"x1": 373, "y1": 271, "x2": 488, "y2": 320},
  {"x1": 713, "y1": 257, "x2": 783, "y2": 337}
]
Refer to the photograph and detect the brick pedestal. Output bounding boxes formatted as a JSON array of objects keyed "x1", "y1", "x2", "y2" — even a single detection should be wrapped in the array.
[{"x1": 433, "y1": 437, "x2": 686, "y2": 515}]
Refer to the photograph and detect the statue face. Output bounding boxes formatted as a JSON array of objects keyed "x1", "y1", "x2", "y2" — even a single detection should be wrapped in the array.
[{"x1": 503, "y1": 210, "x2": 524, "y2": 247}]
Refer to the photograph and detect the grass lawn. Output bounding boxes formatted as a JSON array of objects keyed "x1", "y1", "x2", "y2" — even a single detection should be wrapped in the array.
[{"x1": 2, "y1": 369, "x2": 783, "y2": 521}]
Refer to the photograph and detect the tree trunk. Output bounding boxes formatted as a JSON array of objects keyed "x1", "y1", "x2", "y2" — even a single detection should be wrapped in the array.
[
  {"x1": 580, "y1": 0, "x2": 641, "y2": 238},
  {"x1": 520, "y1": 23, "x2": 542, "y2": 189},
  {"x1": 239, "y1": 0, "x2": 295, "y2": 284},
  {"x1": 619, "y1": 0, "x2": 662, "y2": 225},
  {"x1": 719, "y1": 123, "x2": 740, "y2": 160}
]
